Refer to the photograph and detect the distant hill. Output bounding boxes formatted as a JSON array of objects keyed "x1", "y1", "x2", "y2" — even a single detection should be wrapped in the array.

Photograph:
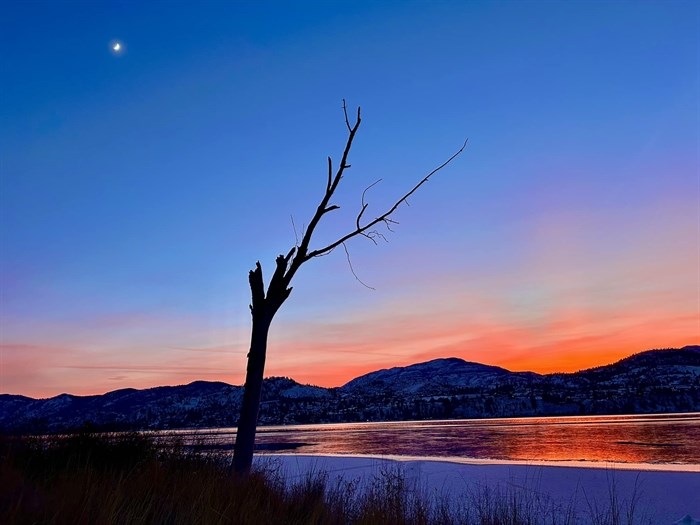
[
  {"x1": 1, "y1": 346, "x2": 698, "y2": 433},
  {"x1": 341, "y1": 357, "x2": 529, "y2": 395}
]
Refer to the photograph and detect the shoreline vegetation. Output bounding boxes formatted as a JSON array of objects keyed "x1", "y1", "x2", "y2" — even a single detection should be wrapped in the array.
[{"x1": 2, "y1": 431, "x2": 698, "y2": 524}]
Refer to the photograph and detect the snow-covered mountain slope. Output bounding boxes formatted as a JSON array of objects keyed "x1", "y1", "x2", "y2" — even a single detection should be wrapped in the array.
[{"x1": 341, "y1": 357, "x2": 537, "y2": 396}]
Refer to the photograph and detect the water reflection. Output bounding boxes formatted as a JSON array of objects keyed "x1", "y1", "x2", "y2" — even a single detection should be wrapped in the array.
[{"x1": 158, "y1": 413, "x2": 700, "y2": 465}]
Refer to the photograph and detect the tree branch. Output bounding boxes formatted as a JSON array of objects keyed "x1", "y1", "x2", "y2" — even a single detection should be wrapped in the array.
[
  {"x1": 342, "y1": 98, "x2": 352, "y2": 132},
  {"x1": 265, "y1": 101, "x2": 464, "y2": 297},
  {"x1": 342, "y1": 242, "x2": 375, "y2": 290},
  {"x1": 291, "y1": 215, "x2": 299, "y2": 247},
  {"x1": 248, "y1": 262, "x2": 265, "y2": 314},
  {"x1": 282, "y1": 102, "x2": 362, "y2": 286},
  {"x1": 326, "y1": 156, "x2": 332, "y2": 193},
  {"x1": 356, "y1": 178, "x2": 381, "y2": 230},
  {"x1": 307, "y1": 138, "x2": 468, "y2": 258}
]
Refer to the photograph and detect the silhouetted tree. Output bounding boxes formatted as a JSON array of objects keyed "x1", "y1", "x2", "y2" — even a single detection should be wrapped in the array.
[{"x1": 232, "y1": 101, "x2": 466, "y2": 473}]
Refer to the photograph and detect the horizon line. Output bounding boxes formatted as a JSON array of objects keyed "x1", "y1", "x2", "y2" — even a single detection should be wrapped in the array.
[{"x1": 5, "y1": 344, "x2": 697, "y2": 400}]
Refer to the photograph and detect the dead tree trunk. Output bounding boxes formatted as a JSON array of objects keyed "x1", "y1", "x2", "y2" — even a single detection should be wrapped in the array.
[
  {"x1": 232, "y1": 101, "x2": 466, "y2": 474},
  {"x1": 233, "y1": 257, "x2": 292, "y2": 474},
  {"x1": 231, "y1": 308, "x2": 271, "y2": 473}
]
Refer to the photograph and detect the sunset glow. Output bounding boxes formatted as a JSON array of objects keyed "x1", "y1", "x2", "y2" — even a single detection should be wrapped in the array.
[{"x1": 1, "y1": 1, "x2": 698, "y2": 399}]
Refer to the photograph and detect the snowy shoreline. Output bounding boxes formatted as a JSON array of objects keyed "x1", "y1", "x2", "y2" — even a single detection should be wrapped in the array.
[{"x1": 255, "y1": 453, "x2": 700, "y2": 524}]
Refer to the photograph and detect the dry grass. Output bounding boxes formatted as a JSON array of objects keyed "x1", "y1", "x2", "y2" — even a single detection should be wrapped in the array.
[
  {"x1": 0, "y1": 431, "x2": 652, "y2": 524},
  {"x1": 1, "y1": 431, "x2": 321, "y2": 525}
]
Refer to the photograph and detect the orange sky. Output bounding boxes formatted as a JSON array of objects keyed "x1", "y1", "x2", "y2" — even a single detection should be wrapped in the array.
[{"x1": 3, "y1": 271, "x2": 696, "y2": 398}]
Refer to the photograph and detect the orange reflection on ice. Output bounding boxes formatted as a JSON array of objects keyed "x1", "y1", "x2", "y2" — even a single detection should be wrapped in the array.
[{"x1": 248, "y1": 413, "x2": 700, "y2": 465}]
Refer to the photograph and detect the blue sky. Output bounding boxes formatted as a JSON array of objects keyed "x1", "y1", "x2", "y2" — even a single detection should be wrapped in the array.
[{"x1": 1, "y1": 0, "x2": 698, "y2": 397}]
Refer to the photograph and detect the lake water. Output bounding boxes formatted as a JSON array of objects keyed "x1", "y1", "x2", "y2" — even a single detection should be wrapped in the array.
[{"x1": 163, "y1": 412, "x2": 700, "y2": 465}]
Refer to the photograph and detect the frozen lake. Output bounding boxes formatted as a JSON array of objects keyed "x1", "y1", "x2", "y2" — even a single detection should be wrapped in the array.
[{"x1": 161, "y1": 412, "x2": 700, "y2": 466}]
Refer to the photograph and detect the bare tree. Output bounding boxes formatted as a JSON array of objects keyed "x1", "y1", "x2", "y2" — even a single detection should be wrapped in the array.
[{"x1": 232, "y1": 101, "x2": 466, "y2": 474}]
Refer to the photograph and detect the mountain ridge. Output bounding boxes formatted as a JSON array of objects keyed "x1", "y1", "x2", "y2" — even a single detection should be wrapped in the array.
[{"x1": 2, "y1": 345, "x2": 698, "y2": 433}]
